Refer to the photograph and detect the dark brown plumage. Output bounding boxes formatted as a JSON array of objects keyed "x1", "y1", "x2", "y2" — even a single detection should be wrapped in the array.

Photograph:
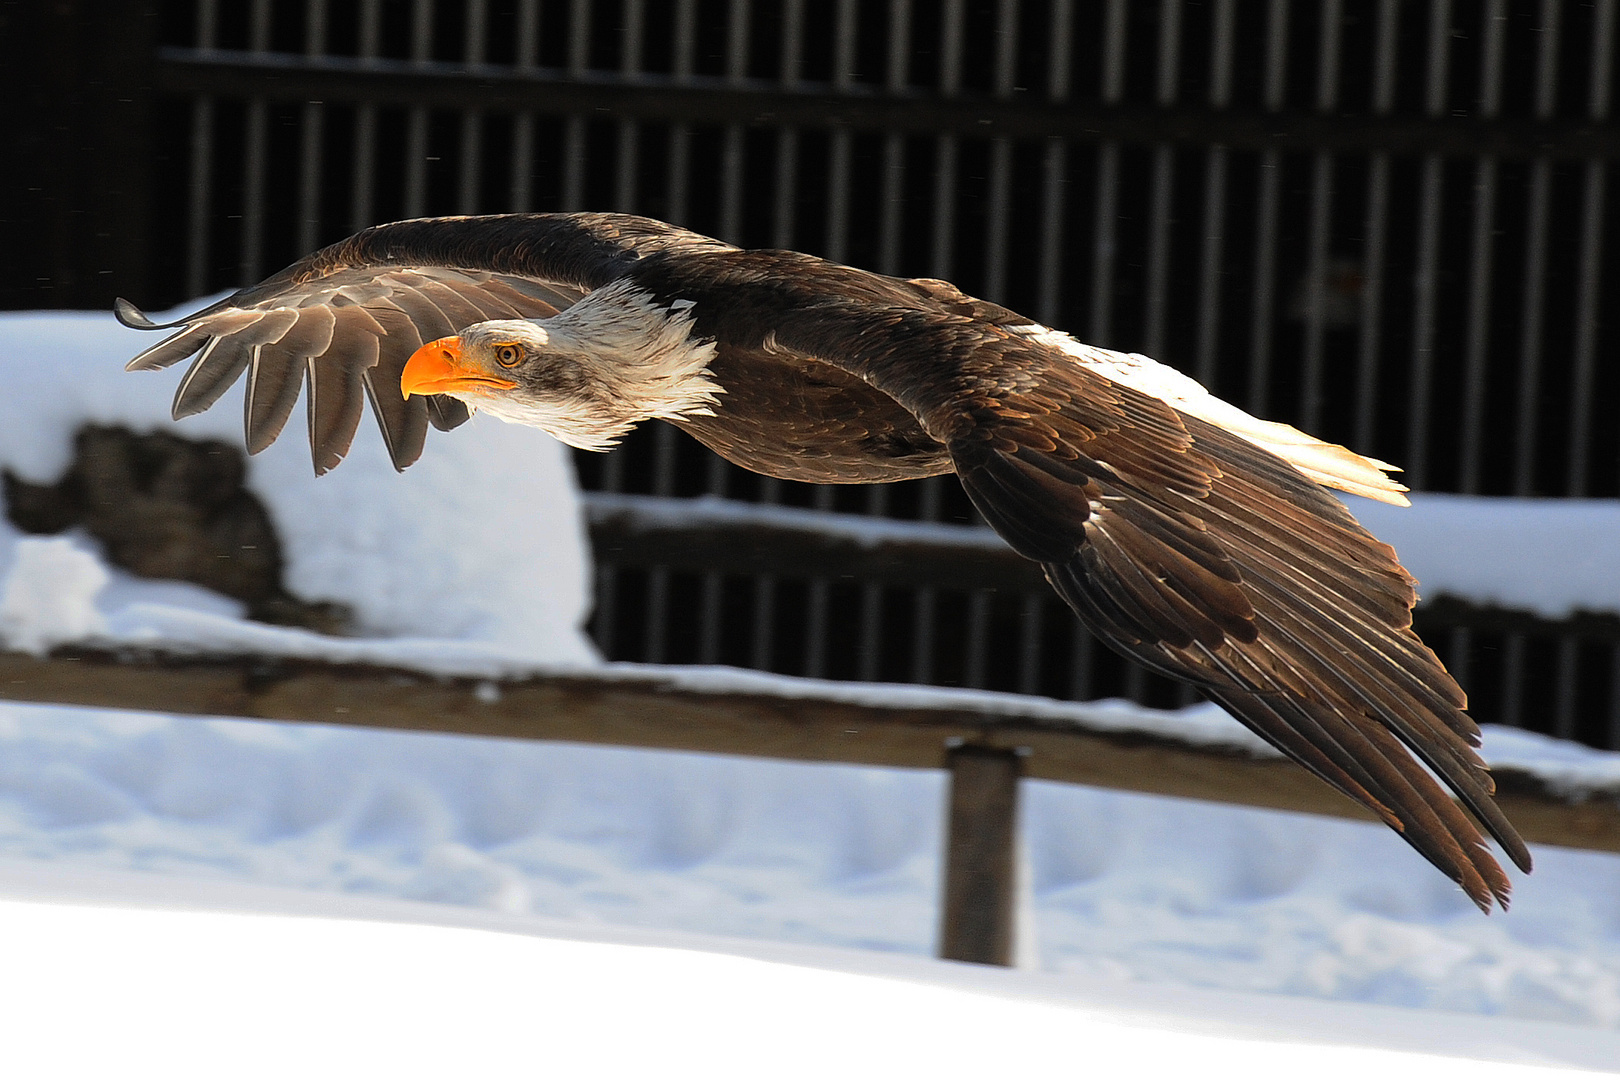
[{"x1": 117, "y1": 212, "x2": 1531, "y2": 910}]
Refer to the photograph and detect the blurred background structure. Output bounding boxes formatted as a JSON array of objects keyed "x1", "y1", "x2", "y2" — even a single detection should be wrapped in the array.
[{"x1": 6, "y1": 0, "x2": 1620, "y2": 747}]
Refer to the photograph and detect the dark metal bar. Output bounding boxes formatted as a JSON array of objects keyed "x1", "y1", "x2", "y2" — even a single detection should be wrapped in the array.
[
  {"x1": 185, "y1": 96, "x2": 214, "y2": 299},
  {"x1": 1354, "y1": 154, "x2": 1389, "y2": 453},
  {"x1": 1300, "y1": 151, "x2": 1332, "y2": 433},
  {"x1": 1017, "y1": 593, "x2": 1043, "y2": 695},
  {"x1": 1245, "y1": 0, "x2": 1288, "y2": 414},
  {"x1": 984, "y1": 0, "x2": 1016, "y2": 301},
  {"x1": 1447, "y1": 627, "x2": 1472, "y2": 707},
  {"x1": 1144, "y1": 145, "x2": 1174, "y2": 358},
  {"x1": 402, "y1": 0, "x2": 433, "y2": 220},
  {"x1": 1458, "y1": 0, "x2": 1506, "y2": 495},
  {"x1": 1090, "y1": 142, "x2": 1120, "y2": 344},
  {"x1": 1036, "y1": 140, "x2": 1066, "y2": 325},
  {"x1": 1406, "y1": 155, "x2": 1442, "y2": 489},
  {"x1": 825, "y1": 129, "x2": 852, "y2": 261},
  {"x1": 183, "y1": 0, "x2": 220, "y2": 297},
  {"x1": 1145, "y1": 0, "x2": 1179, "y2": 359},
  {"x1": 940, "y1": 0, "x2": 964, "y2": 96},
  {"x1": 1353, "y1": 0, "x2": 1398, "y2": 453},
  {"x1": 299, "y1": 101, "x2": 325, "y2": 249},
  {"x1": 1299, "y1": 6, "x2": 1340, "y2": 432},
  {"x1": 1501, "y1": 632, "x2": 1527, "y2": 730},
  {"x1": 965, "y1": 590, "x2": 992, "y2": 689},
  {"x1": 457, "y1": 0, "x2": 486, "y2": 216},
  {"x1": 1263, "y1": 0, "x2": 1289, "y2": 110},
  {"x1": 296, "y1": 0, "x2": 328, "y2": 255},
  {"x1": 751, "y1": 575, "x2": 777, "y2": 672},
  {"x1": 985, "y1": 139, "x2": 1012, "y2": 302},
  {"x1": 1406, "y1": 0, "x2": 1451, "y2": 488},
  {"x1": 507, "y1": 0, "x2": 539, "y2": 212},
  {"x1": 1194, "y1": 148, "x2": 1227, "y2": 387},
  {"x1": 940, "y1": 745, "x2": 1022, "y2": 967},
  {"x1": 1610, "y1": 643, "x2": 1620, "y2": 751},
  {"x1": 911, "y1": 479, "x2": 943, "y2": 684},
  {"x1": 350, "y1": 0, "x2": 381, "y2": 226},
  {"x1": 858, "y1": 481, "x2": 892, "y2": 684},
  {"x1": 1513, "y1": 156, "x2": 1551, "y2": 495},
  {"x1": 612, "y1": 15, "x2": 642, "y2": 212},
  {"x1": 1555, "y1": 636, "x2": 1580, "y2": 742},
  {"x1": 718, "y1": 0, "x2": 749, "y2": 244},
  {"x1": 876, "y1": 13, "x2": 905, "y2": 307},
  {"x1": 1034, "y1": 1, "x2": 1072, "y2": 326},
  {"x1": 1069, "y1": 626, "x2": 1096, "y2": 701},
  {"x1": 1089, "y1": 4, "x2": 1125, "y2": 345},
  {"x1": 1567, "y1": 167, "x2": 1608, "y2": 490},
  {"x1": 592, "y1": 564, "x2": 617, "y2": 656},
  {"x1": 887, "y1": 0, "x2": 912, "y2": 88},
  {"x1": 1193, "y1": 0, "x2": 1233, "y2": 387},
  {"x1": 241, "y1": 96, "x2": 268, "y2": 283},
  {"x1": 772, "y1": 2, "x2": 804, "y2": 248},
  {"x1": 772, "y1": 128, "x2": 799, "y2": 247},
  {"x1": 1246, "y1": 153, "x2": 1280, "y2": 414},
  {"x1": 148, "y1": 49, "x2": 1620, "y2": 163},
  {"x1": 1567, "y1": 0, "x2": 1613, "y2": 495}
]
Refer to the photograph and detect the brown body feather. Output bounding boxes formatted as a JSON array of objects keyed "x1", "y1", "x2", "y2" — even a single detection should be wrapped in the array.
[{"x1": 117, "y1": 212, "x2": 1531, "y2": 910}]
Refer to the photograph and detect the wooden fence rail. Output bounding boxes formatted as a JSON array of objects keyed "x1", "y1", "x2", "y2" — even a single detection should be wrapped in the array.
[{"x1": 0, "y1": 647, "x2": 1615, "y2": 965}]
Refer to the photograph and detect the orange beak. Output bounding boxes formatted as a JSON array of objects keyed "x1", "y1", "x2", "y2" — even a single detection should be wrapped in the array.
[{"x1": 400, "y1": 337, "x2": 519, "y2": 399}]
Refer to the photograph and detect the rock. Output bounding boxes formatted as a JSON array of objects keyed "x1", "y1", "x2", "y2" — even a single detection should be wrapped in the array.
[{"x1": 4, "y1": 425, "x2": 350, "y2": 634}]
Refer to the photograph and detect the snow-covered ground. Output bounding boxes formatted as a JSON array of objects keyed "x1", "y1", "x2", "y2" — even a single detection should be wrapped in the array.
[
  {"x1": 3, "y1": 307, "x2": 1620, "y2": 1058},
  {"x1": 3, "y1": 700, "x2": 1620, "y2": 1035},
  {"x1": 2, "y1": 864, "x2": 1616, "y2": 1077}
]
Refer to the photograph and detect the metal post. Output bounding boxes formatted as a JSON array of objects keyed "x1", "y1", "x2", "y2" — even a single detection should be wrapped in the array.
[{"x1": 939, "y1": 744, "x2": 1022, "y2": 966}]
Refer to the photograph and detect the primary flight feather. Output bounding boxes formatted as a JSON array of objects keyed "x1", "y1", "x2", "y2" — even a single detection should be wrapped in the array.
[{"x1": 117, "y1": 212, "x2": 1531, "y2": 910}]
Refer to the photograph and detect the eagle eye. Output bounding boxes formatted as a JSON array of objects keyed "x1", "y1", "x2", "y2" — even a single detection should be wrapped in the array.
[{"x1": 493, "y1": 344, "x2": 522, "y2": 367}]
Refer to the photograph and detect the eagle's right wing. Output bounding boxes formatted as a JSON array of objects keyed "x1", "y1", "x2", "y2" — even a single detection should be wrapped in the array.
[{"x1": 118, "y1": 213, "x2": 725, "y2": 473}]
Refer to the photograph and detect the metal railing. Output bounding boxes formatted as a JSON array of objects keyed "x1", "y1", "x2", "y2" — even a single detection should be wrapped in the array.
[{"x1": 14, "y1": 0, "x2": 1620, "y2": 747}]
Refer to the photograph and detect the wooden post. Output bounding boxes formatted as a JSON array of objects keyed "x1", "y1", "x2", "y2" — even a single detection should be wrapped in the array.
[{"x1": 938, "y1": 743, "x2": 1022, "y2": 966}]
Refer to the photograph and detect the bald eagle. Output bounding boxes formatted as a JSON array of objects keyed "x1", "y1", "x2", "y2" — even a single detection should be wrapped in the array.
[{"x1": 117, "y1": 212, "x2": 1530, "y2": 910}]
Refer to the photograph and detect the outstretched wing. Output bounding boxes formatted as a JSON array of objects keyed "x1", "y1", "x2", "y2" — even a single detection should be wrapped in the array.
[
  {"x1": 118, "y1": 213, "x2": 727, "y2": 472},
  {"x1": 737, "y1": 291, "x2": 1529, "y2": 911}
]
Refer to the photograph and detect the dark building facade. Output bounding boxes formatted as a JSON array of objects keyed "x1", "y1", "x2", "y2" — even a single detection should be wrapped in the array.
[{"x1": 6, "y1": 1, "x2": 1620, "y2": 747}]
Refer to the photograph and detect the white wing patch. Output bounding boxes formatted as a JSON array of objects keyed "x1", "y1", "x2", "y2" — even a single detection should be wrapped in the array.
[{"x1": 1014, "y1": 326, "x2": 1410, "y2": 506}]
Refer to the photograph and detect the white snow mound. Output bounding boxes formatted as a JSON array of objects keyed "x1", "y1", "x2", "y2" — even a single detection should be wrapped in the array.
[
  {"x1": 0, "y1": 536, "x2": 108, "y2": 655},
  {"x1": 0, "y1": 307, "x2": 597, "y2": 665}
]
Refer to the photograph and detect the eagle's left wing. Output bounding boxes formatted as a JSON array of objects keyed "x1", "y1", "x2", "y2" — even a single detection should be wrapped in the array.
[{"x1": 747, "y1": 294, "x2": 1529, "y2": 911}]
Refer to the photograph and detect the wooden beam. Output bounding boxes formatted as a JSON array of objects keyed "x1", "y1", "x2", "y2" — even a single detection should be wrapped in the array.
[
  {"x1": 0, "y1": 649, "x2": 1614, "y2": 855},
  {"x1": 939, "y1": 746, "x2": 1022, "y2": 966}
]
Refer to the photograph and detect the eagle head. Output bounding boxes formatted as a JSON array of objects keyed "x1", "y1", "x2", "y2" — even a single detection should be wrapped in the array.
[{"x1": 399, "y1": 285, "x2": 722, "y2": 451}]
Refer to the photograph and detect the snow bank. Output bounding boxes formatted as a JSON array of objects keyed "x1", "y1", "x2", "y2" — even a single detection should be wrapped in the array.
[
  {"x1": 1, "y1": 700, "x2": 1619, "y2": 1029},
  {"x1": 0, "y1": 536, "x2": 109, "y2": 654},
  {"x1": 0, "y1": 308, "x2": 596, "y2": 664},
  {"x1": 1345, "y1": 492, "x2": 1620, "y2": 620},
  {"x1": 0, "y1": 882, "x2": 1612, "y2": 1077}
]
